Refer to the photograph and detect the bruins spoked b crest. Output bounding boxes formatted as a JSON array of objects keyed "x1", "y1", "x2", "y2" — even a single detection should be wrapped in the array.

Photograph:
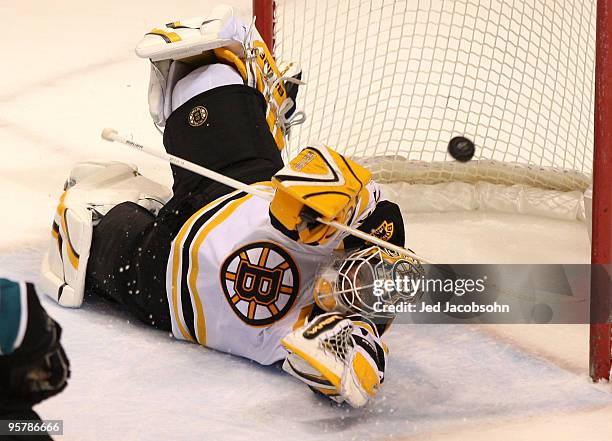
[
  {"x1": 221, "y1": 241, "x2": 299, "y2": 326},
  {"x1": 188, "y1": 106, "x2": 208, "y2": 127}
]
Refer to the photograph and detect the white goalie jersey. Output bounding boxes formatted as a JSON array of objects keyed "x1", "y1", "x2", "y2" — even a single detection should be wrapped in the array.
[{"x1": 165, "y1": 180, "x2": 380, "y2": 365}]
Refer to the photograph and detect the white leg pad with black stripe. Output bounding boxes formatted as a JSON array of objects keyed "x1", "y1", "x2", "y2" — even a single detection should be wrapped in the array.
[{"x1": 40, "y1": 161, "x2": 172, "y2": 307}]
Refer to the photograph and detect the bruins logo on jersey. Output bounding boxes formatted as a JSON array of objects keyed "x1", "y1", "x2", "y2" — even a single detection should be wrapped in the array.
[
  {"x1": 188, "y1": 106, "x2": 208, "y2": 127},
  {"x1": 371, "y1": 220, "x2": 394, "y2": 241},
  {"x1": 221, "y1": 241, "x2": 299, "y2": 326}
]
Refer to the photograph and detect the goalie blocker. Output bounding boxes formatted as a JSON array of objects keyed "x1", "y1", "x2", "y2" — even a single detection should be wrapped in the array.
[
  {"x1": 269, "y1": 145, "x2": 405, "y2": 248},
  {"x1": 270, "y1": 145, "x2": 371, "y2": 246}
]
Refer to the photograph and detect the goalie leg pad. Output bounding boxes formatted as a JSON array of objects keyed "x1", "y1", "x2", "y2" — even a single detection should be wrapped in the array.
[
  {"x1": 281, "y1": 313, "x2": 386, "y2": 408},
  {"x1": 40, "y1": 162, "x2": 172, "y2": 308},
  {"x1": 135, "y1": 5, "x2": 304, "y2": 149}
]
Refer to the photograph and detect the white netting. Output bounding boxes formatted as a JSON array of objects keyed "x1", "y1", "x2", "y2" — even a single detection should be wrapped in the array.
[{"x1": 272, "y1": 0, "x2": 595, "y2": 194}]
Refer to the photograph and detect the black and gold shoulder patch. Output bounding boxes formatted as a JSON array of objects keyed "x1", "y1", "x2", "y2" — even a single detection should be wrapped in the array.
[
  {"x1": 343, "y1": 200, "x2": 405, "y2": 249},
  {"x1": 371, "y1": 220, "x2": 394, "y2": 242}
]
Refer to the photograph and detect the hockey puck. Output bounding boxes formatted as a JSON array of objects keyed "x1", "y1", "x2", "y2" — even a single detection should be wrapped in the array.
[{"x1": 448, "y1": 136, "x2": 475, "y2": 162}]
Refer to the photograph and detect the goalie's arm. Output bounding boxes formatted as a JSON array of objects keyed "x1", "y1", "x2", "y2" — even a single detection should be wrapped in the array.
[
  {"x1": 270, "y1": 145, "x2": 377, "y2": 246},
  {"x1": 269, "y1": 145, "x2": 404, "y2": 248},
  {"x1": 102, "y1": 130, "x2": 432, "y2": 261}
]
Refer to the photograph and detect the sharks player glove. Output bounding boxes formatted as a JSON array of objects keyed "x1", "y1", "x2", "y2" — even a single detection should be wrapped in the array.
[{"x1": 0, "y1": 280, "x2": 70, "y2": 411}]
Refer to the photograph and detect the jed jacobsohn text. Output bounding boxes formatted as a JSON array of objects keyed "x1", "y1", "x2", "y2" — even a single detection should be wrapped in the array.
[{"x1": 376, "y1": 301, "x2": 510, "y2": 314}]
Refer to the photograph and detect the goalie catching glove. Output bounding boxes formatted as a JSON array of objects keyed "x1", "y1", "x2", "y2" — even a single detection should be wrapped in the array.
[
  {"x1": 270, "y1": 145, "x2": 372, "y2": 245},
  {"x1": 281, "y1": 313, "x2": 387, "y2": 408}
]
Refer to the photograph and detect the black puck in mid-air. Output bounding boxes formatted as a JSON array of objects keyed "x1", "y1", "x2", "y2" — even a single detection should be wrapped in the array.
[{"x1": 448, "y1": 136, "x2": 475, "y2": 162}]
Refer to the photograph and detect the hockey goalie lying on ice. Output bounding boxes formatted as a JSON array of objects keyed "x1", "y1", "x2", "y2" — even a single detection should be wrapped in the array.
[{"x1": 38, "y1": 6, "x2": 424, "y2": 408}]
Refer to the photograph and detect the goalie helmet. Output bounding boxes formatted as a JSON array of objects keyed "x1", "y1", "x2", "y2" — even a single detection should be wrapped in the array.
[{"x1": 313, "y1": 246, "x2": 425, "y2": 319}]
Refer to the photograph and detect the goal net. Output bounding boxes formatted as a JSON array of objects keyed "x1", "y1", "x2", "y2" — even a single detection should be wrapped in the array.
[
  {"x1": 257, "y1": 0, "x2": 595, "y2": 220},
  {"x1": 252, "y1": 0, "x2": 612, "y2": 382}
]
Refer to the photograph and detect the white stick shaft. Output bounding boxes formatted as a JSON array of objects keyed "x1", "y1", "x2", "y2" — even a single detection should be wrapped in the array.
[
  {"x1": 101, "y1": 128, "x2": 271, "y2": 200},
  {"x1": 326, "y1": 220, "x2": 435, "y2": 264},
  {"x1": 101, "y1": 128, "x2": 435, "y2": 263}
]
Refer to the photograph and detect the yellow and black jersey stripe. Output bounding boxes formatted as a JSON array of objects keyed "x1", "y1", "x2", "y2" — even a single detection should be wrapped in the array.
[
  {"x1": 169, "y1": 183, "x2": 273, "y2": 345},
  {"x1": 173, "y1": 191, "x2": 250, "y2": 343}
]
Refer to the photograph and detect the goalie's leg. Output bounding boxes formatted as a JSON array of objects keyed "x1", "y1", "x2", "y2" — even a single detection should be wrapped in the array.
[
  {"x1": 138, "y1": 5, "x2": 304, "y2": 153},
  {"x1": 85, "y1": 201, "x2": 174, "y2": 330},
  {"x1": 39, "y1": 162, "x2": 171, "y2": 308},
  {"x1": 162, "y1": 66, "x2": 285, "y2": 198},
  {"x1": 138, "y1": 7, "x2": 303, "y2": 197}
]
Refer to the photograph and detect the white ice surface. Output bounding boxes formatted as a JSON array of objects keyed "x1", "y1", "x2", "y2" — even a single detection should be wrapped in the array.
[{"x1": 2, "y1": 1, "x2": 612, "y2": 440}]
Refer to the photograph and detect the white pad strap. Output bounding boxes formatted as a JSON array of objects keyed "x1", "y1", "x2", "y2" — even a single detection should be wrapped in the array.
[{"x1": 137, "y1": 5, "x2": 249, "y2": 127}]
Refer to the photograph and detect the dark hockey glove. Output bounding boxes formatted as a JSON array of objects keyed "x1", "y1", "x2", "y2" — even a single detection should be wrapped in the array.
[{"x1": 0, "y1": 317, "x2": 70, "y2": 410}]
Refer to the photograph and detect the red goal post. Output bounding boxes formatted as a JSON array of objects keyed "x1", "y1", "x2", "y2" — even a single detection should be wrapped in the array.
[
  {"x1": 253, "y1": 0, "x2": 612, "y2": 380},
  {"x1": 591, "y1": 0, "x2": 612, "y2": 382}
]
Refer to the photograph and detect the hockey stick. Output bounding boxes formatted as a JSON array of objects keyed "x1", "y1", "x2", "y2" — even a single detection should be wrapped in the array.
[{"x1": 101, "y1": 128, "x2": 436, "y2": 264}]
